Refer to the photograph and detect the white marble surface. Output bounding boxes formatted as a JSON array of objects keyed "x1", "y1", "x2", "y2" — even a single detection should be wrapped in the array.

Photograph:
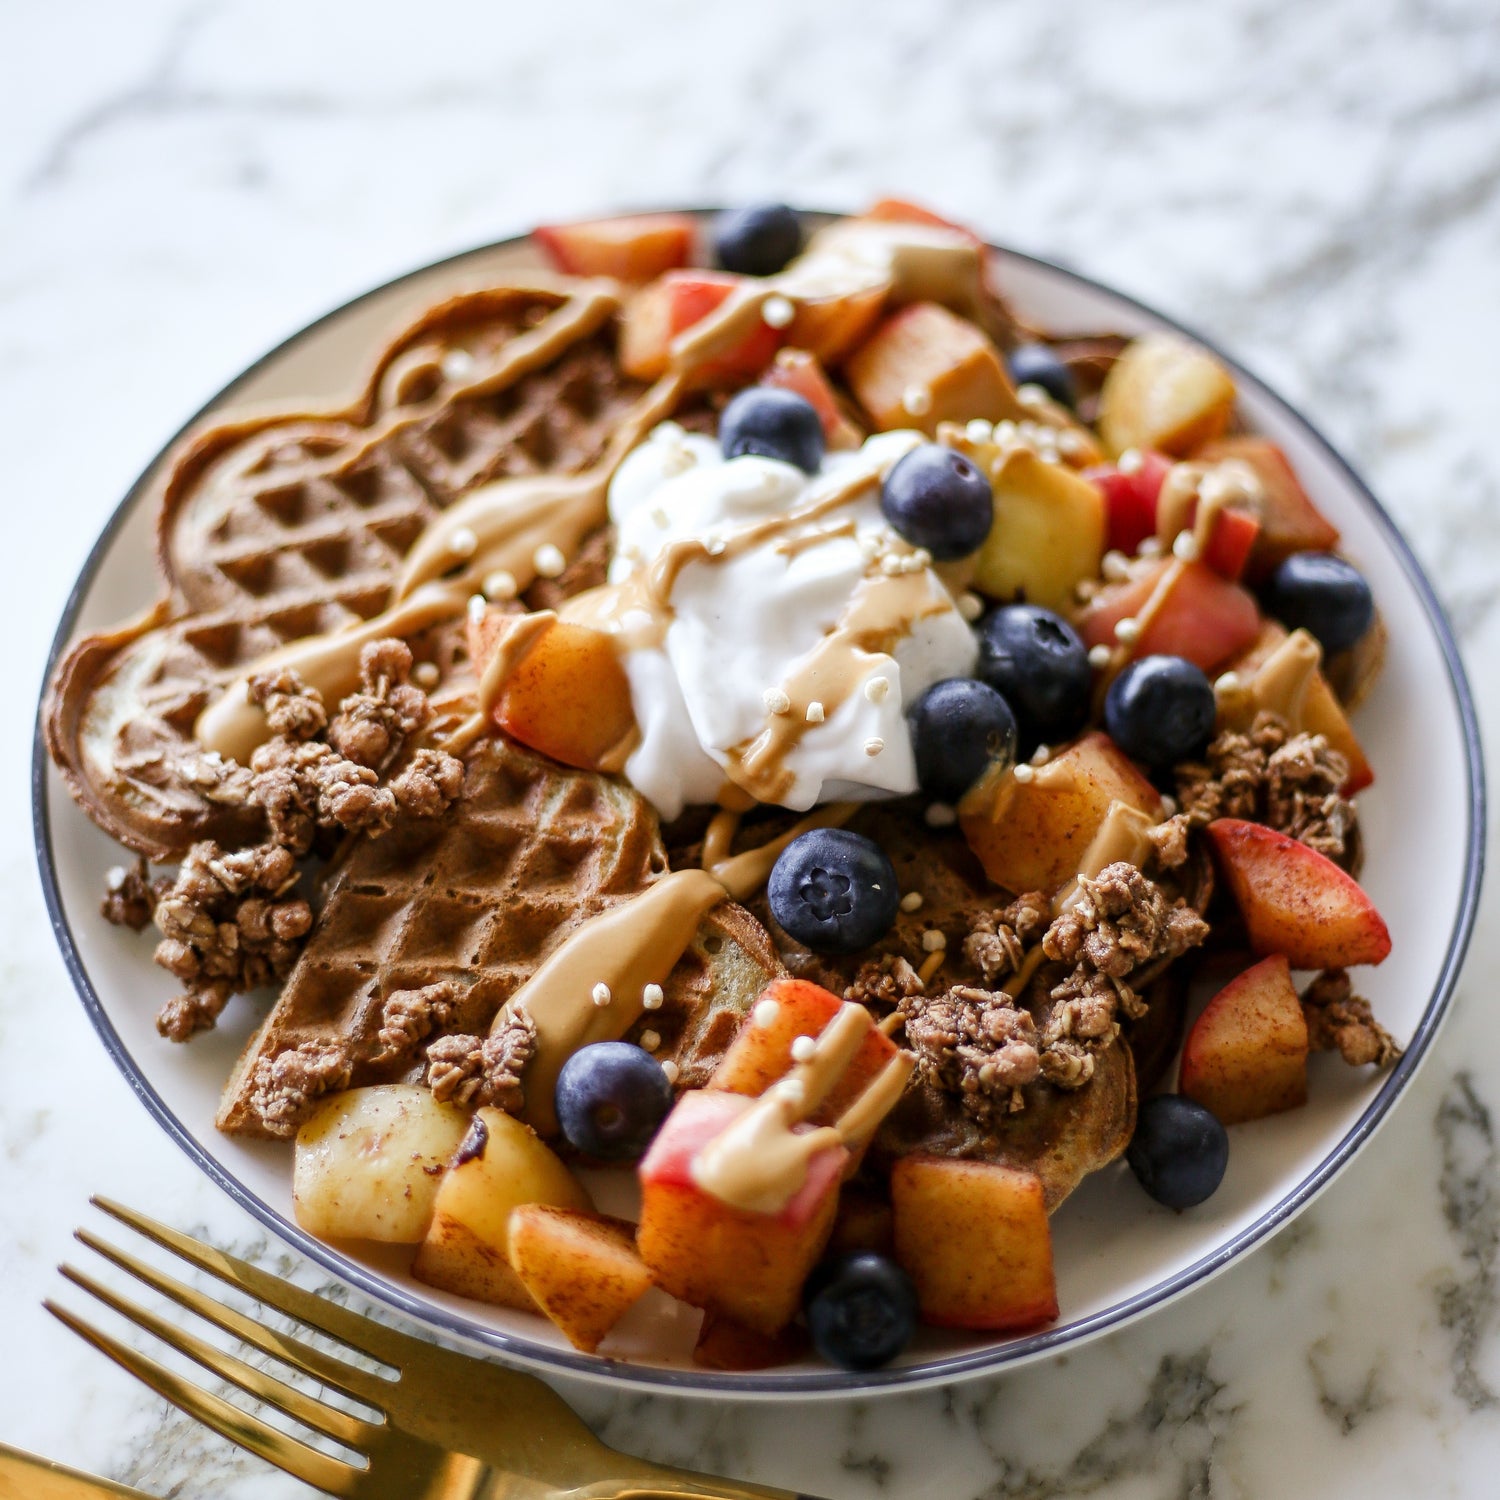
[{"x1": 5, "y1": 0, "x2": 1500, "y2": 1494}]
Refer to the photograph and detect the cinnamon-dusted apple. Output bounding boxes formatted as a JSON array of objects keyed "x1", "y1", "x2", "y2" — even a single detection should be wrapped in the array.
[
  {"x1": 412, "y1": 1108, "x2": 592, "y2": 1311},
  {"x1": 638, "y1": 994, "x2": 915, "y2": 1335},
  {"x1": 466, "y1": 606, "x2": 636, "y2": 773},
  {"x1": 293, "y1": 1085, "x2": 472, "y2": 1245},
  {"x1": 1206, "y1": 818, "x2": 1392, "y2": 969},
  {"x1": 1098, "y1": 332, "x2": 1237, "y2": 458},
  {"x1": 890, "y1": 1156, "x2": 1058, "y2": 1332},
  {"x1": 1179, "y1": 954, "x2": 1309, "y2": 1125},
  {"x1": 959, "y1": 730, "x2": 1162, "y2": 895},
  {"x1": 533, "y1": 213, "x2": 696, "y2": 282},
  {"x1": 845, "y1": 302, "x2": 1023, "y2": 435},
  {"x1": 967, "y1": 447, "x2": 1106, "y2": 611},
  {"x1": 618, "y1": 270, "x2": 781, "y2": 384},
  {"x1": 636, "y1": 1088, "x2": 847, "y2": 1335},
  {"x1": 1075, "y1": 558, "x2": 1261, "y2": 673},
  {"x1": 507, "y1": 1206, "x2": 654, "y2": 1353},
  {"x1": 1195, "y1": 436, "x2": 1340, "y2": 581}
]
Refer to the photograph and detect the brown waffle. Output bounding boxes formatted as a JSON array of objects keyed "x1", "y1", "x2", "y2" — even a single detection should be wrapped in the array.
[
  {"x1": 45, "y1": 282, "x2": 646, "y2": 860},
  {"x1": 218, "y1": 736, "x2": 781, "y2": 1139}
]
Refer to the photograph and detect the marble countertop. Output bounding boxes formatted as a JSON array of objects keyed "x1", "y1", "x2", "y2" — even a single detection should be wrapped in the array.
[{"x1": 6, "y1": 0, "x2": 1500, "y2": 1493}]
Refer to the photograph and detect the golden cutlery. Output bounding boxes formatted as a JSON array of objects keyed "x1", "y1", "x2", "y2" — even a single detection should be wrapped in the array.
[
  {"x1": 48, "y1": 1197, "x2": 829, "y2": 1499},
  {"x1": 0, "y1": 1441, "x2": 155, "y2": 1500}
]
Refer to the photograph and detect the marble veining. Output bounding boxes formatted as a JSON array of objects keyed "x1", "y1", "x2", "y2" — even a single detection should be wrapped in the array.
[{"x1": 6, "y1": 0, "x2": 1500, "y2": 1494}]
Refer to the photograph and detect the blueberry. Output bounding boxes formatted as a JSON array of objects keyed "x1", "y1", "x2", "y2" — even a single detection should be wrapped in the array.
[
  {"x1": 767, "y1": 828, "x2": 899, "y2": 955},
  {"x1": 1126, "y1": 1094, "x2": 1229, "y2": 1210},
  {"x1": 804, "y1": 1252, "x2": 918, "y2": 1371},
  {"x1": 975, "y1": 604, "x2": 1092, "y2": 751},
  {"x1": 907, "y1": 678, "x2": 1018, "y2": 803},
  {"x1": 1006, "y1": 342, "x2": 1077, "y2": 409},
  {"x1": 1103, "y1": 655, "x2": 1216, "y2": 770},
  {"x1": 719, "y1": 387, "x2": 825, "y2": 474},
  {"x1": 713, "y1": 203, "x2": 804, "y2": 277},
  {"x1": 880, "y1": 444, "x2": 994, "y2": 560},
  {"x1": 1262, "y1": 552, "x2": 1374, "y2": 656},
  {"x1": 555, "y1": 1042, "x2": 674, "y2": 1161}
]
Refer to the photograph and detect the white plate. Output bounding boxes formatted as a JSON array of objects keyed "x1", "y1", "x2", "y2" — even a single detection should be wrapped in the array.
[{"x1": 33, "y1": 213, "x2": 1485, "y2": 1397}]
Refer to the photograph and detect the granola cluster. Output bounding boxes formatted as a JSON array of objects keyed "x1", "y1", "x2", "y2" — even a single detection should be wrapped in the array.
[
  {"x1": 1301, "y1": 968, "x2": 1402, "y2": 1068},
  {"x1": 426, "y1": 1009, "x2": 540, "y2": 1115},
  {"x1": 899, "y1": 861, "x2": 1211, "y2": 1125},
  {"x1": 243, "y1": 1040, "x2": 354, "y2": 1139},
  {"x1": 136, "y1": 641, "x2": 463, "y2": 1042},
  {"x1": 1175, "y1": 711, "x2": 1357, "y2": 864}
]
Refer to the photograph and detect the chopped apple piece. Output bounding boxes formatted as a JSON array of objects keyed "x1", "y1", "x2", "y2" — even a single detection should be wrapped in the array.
[
  {"x1": 762, "y1": 349, "x2": 863, "y2": 448},
  {"x1": 1200, "y1": 504, "x2": 1261, "y2": 581},
  {"x1": 960, "y1": 730, "x2": 1162, "y2": 895},
  {"x1": 636, "y1": 1089, "x2": 846, "y2": 1335},
  {"x1": 618, "y1": 271, "x2": 781, "y2": 384},
  {"x1": 1084, "y1": 451, "x2": 1173, "y2": 555},
  {"x1": 412, "y1": 1108, "x2": 592, "y2": 1311},
  {"x1": 1196, "y1": 436, "x2": 1339, "y2": 580},
  {"x1": 828, "y1": 1185, "x2": 896, "y2": 1257},
  {"x1": 1227, "y1": 621, "x2": 1373, "y2": 792},
  {"x1": 293, "y1": 1086, "x2": 471, "y2": 1245},
  {"x1": 1074, "y1": 559, "x2": 1261, "y2": 672},
  {"x1": 533, "y1": 214, "x2": 695, "y2": 282},
  {"x1": 1206, "y1": 818, "x2": 1392, "y2": 969},
  {"x1": 710, "y1": 978, "x2": 900, "y2": 1124},
  {"x1": 845, "y1": 302, "x2": 1022, "y2": 435},
  {"x1": 507, "y1": 1206, "x2": 653, "y2": 1353},
  {"x1": 693, "y1": 1312, "x2": 811, "y2": 1371},
  {"x1": 1180, "y1": 954, "x2": 1309, "y2": 1125},
  {"x1": 786, "y1": 282, "x2": 890, "y2": 367},
  {"x1": 860, "y1": 198, "x2": 983, "y2": 244},
  {"x1": 972, "y1": 447, "x2": 1106, "y2": 611},
  {"x1": 466, "y1": 607, "x2": 636, "y2": 773},
  {"x1": 891, "y1": 1156, "x2": 1058, "y2": 1332},
  {"x1": 1099, "y1": 333, "x2": 1237, "y2": 458}
]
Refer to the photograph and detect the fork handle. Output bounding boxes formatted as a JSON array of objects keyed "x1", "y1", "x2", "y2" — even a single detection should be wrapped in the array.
[
  {"x1": 564, "y1": 1464, "x2": 830, "y2": 1500},
  {"x1": 0, "y1": 1441, "x2": 153, "y2": 1500}
]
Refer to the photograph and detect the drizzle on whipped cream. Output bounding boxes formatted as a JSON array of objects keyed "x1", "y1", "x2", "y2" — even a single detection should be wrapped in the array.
[{"x1": 598, "y1": 424, "x2": 979, "y2": 817}]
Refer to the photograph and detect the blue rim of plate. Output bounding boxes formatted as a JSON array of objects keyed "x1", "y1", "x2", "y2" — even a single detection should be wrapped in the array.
[{"x1": 32, "y1": 212, "x2": 1487, "y2": 1396}]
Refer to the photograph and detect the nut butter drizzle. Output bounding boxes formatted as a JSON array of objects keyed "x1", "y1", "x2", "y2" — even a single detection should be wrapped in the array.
[{"x1": 691, "y1": 1001, "x2": 916, "y2": 1215}]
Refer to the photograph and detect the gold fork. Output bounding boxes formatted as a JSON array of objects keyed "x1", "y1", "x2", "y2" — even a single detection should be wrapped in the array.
[{"x1": 47, "y1": 1198, "x2": 829, "y2": 1500}]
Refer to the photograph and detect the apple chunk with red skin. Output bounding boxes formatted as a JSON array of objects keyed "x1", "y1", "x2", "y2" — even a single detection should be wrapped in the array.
[
  {"x1": 1180, "y1": 954, "x2": 1309, "y2": 1125},
  {"x1": 761, "y1": 350, "x2": 864, "y2": 449},
  {"x1": 618, "y1": 271, "x2": 781, "y2": 384},
  {"x1": 1075, "y1": 558, "x2": 1261, "y2": 673},
  {"x1": 636, "y1": 1089, "x2": 847, "y2": 1336},
  {"x1": 533, "y1": 214, "x2": 695, "y2": 282},
  {"x1": 1098, "y1": 332, "x2": 1237, "y2": 458},
  {"x1": 1084, "y1": 451, "x2": 1173, "y2": 555},
  {"x1": 959, "y1": 730, "x2": 1162, "y2": 895},
  {"x1": 1206, "y1": 818, "x2": 1392, "y2": 969},
  {"x1": 1196, "y1": 436, "x2": 1339, "y2": 582},
  {"x1": 891, "y1": 1156, "x2": 1058, "y2": 1332},
  {"x1": 711, "y1": 978, "x2": 900, "y2": 1125},
  {"x1": 466, "y1": 608, "x2": 636, "y2": 773}
]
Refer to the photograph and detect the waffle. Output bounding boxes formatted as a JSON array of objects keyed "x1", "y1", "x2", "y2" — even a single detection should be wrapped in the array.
[
  {"x1": 46, "y1": 282, "x2": 646, "y2": 859},
  {"x1": 218, "y1": 735, "x2": 781, "y2": 1138}
]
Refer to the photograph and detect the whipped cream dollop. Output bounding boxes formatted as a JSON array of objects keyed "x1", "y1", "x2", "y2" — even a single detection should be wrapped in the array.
[{"x1": 605, "y1": 424, "x2": 980, "y2": 819}]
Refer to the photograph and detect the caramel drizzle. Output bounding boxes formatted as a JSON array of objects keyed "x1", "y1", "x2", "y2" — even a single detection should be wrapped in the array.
[
  {"x1": 442, "y1": 608, "x2": 559, "y2": 757},
  {"x1": 1217, "y1": 627, "x2": 1322, "y2": 732}
]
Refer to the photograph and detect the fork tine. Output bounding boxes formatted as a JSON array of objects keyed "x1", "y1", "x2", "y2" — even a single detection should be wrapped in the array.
[
  {"x1": 75, "y1": 1225, "x2": 391, "y2": 1409},
  {"x1": 44, "y1": 1299, "x2": 361, "y2": 1496},
  {"x1": 59, "y1": 1260, "x2": 376, "y2": 1450},
  {"x1": 92, "y1": 1196, "x2": 419, "y2": 1368}
]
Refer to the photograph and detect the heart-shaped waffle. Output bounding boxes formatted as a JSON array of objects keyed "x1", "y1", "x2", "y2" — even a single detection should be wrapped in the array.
[{"x1": 46, "y1": 280, "x2": 646, "y2": 859}]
